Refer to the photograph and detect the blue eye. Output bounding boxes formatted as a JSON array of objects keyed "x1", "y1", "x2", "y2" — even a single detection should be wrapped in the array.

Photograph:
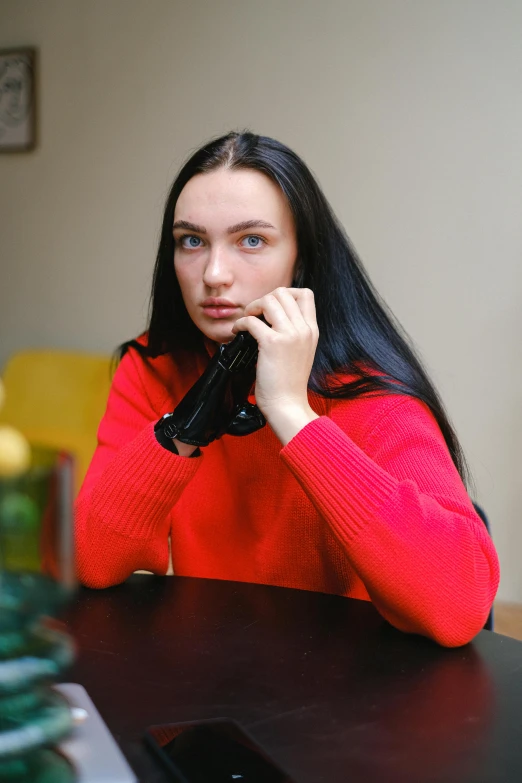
[
  {"x1": 180, "y1": 235, "x2": 203, "y2": 249},
  {"x1": 240, "y1": 235, "x2": 265, "y2": 248}
]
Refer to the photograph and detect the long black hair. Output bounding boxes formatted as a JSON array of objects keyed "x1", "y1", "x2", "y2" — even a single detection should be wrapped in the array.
[{"x1": 121, "y1": 131, "x2": 470, "y2": 484}]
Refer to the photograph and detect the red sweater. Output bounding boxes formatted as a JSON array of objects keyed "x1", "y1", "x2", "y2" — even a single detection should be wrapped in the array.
[{"x1": 75, "y1": 343, "x2": 499, "y2": 647}]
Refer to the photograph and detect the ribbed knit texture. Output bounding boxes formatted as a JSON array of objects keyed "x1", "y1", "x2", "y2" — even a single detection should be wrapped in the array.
[{"x1": 75, "y1": 343, "x2": 499, "y2": 647}]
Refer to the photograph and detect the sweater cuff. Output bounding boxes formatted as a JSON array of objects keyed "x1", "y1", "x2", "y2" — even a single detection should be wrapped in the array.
[
  {"x1": 88, "y1": 423, "x2": 201, "y2": 540},
  {"x1": 280, "y1": 416, "x2": 400, "y2": 541}
]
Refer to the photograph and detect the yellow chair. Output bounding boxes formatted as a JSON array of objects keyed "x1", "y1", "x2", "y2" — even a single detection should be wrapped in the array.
[{"x1": 0, "y1": 349, "x2": 112, "y2": 493}]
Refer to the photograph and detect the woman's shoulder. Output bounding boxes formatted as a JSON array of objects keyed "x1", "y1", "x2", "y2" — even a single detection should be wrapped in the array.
[
  {"x1": 315, "y1": 365, "x2": 442, "y2": 448},
  {"x1": 326, "y1": 389, "x2": 443, "y2": 451}
]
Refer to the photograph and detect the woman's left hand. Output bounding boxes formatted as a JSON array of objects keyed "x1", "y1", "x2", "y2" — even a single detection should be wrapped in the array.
[{"x1": 231, "y1": 287, "x2": 320, "y2": 444}]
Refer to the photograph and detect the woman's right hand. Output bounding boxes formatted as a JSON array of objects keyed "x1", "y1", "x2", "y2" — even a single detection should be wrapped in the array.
[{"x1": 231, "y1": 287, "x2": 320, "y2": 444}]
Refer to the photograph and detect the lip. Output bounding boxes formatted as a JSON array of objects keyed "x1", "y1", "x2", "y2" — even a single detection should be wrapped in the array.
[
  {"x1": 201, "y1": 298, "x2": 241, "y2": 320},
  {"x1": 202, "y1": 306, "x2": 240, "y2": 319},
  {"x1": 201, "y1": 298, "x2": 238, "y2": 307}
]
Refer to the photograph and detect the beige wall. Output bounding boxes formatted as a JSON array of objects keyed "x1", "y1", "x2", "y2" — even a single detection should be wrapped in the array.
[{"x1": 1, "y1": 0, "x2": 521, "y2": 600}]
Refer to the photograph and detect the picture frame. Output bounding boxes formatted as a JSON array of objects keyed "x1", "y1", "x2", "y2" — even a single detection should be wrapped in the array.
[{"x1": 0, "y1": 47, "x2": 36, "y2": 153}]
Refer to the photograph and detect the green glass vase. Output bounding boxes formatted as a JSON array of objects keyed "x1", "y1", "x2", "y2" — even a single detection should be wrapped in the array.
[{"x1": 0, "y1": 448, "x2": 77, "y2": 782}]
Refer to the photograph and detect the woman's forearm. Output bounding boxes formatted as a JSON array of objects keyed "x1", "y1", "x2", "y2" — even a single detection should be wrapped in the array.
[
  {"x1": 75, "y1": 424, "x2": 200, "y2": 588},
  {"x1": 280, "y1": 414, "x2": 499, "y2": 646}
]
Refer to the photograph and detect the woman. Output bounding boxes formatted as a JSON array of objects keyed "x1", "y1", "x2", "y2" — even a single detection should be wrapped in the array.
[{"x1": 76, "y1": 131, "x2": 499, "y2": 646}]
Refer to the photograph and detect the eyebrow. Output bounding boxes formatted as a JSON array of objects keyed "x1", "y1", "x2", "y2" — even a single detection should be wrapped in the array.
[
  {"x1": 173, "y1": 220, "x2": 207, "y2": 234},
  {"x1": 172, "y1": 219, "x2": 276, "y2": 235},
  {"x1": 227, "y1": 219, "x2": 276, "y2": 234}
]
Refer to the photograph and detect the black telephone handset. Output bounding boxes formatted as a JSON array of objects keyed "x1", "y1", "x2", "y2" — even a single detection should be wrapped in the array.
[
  {"x1": 217, "y1": 329, "x2": 259, "y2": 373},
  {"x1": 155, "y1": 331, "x2": 266, "y2": 448}
]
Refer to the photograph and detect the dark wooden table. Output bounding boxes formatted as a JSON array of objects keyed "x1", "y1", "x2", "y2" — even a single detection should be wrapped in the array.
[{"x1": 61, "y1": 575, "x2": 522, "y2": 782}]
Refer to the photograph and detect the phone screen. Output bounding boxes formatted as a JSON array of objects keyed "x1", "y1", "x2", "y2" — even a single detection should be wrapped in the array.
[{"x1": 144, "y1": 719, "x2": 296, "y2": 783}]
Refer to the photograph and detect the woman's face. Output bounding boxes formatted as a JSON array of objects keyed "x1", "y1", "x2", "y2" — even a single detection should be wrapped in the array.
[{"x1": 173, "y1": 167, "x2": 298, "y2": 343}]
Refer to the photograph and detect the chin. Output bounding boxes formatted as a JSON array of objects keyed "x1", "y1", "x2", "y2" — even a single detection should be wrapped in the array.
[{"x1": 200, "y1": 322, "x2": 235, "y2": 344}]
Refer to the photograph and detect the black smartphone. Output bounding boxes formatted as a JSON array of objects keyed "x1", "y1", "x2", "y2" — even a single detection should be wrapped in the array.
[{"x1": 144, "y1": 718, "x2": 297, "y2": 783}]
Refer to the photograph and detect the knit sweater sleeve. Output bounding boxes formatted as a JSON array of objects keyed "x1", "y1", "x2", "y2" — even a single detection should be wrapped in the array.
[
  {"x1": 74, "y1": 349, "x2": 201, "y2": 588},
  {"x1": 280, "y1": 397, "x2": 500, "y2": 647}
]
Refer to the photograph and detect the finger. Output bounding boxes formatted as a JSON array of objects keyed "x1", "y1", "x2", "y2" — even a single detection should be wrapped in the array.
[
  {"x1": 261, "y1": 288, "x2": 317, "y2": 335},
  {"x1": 231, "y1": 314, "x2": 272, "y2": 342},
  {"x1": 283, "y1": 288, "x2": 318, "y2": 329},
  {"x1": 270, "y1": 287, "x2": 309, "y2": 327},
  {"x1": 246, "y1": 288, "x2": 317, "y2": 329},
  {"x1": 243, "y1": 293, "x2": 294, "y2": 332},
  {"x1": 244, "y1": 288, "x2": 308, "y2": 325}
]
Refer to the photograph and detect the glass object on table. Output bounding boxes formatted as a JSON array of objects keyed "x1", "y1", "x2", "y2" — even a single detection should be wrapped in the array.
[{"x1": 0, "y1": 445, "x2": 77, "y2": 782}]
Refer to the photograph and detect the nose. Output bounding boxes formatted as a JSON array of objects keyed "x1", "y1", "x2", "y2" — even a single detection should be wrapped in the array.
[{"x1": 202, "y1": 245, "x2": 234, "y2": 290}]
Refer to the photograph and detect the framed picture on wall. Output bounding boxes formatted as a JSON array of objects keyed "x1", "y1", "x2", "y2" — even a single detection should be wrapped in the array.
[{"x1": 0, "y1": 48, "x2": 36, "y2": 152}]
